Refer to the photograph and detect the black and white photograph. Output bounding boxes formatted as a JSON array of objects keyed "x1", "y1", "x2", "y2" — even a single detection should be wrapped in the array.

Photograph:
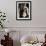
[{"x1": 16, "y1": 1, "x2": 32, "y2": 20}]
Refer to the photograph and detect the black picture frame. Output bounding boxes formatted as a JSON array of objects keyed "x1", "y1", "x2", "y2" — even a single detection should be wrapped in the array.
[{"x1": 16, "y1": 1, "x2": 32, "y2": 20}]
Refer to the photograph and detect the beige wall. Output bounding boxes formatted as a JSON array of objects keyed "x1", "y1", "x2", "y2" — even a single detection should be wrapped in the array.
[
  {"x1": 0, "y1": 0, "x2": 46, "y2": 28},
  {"x1": 0, "y1": 0, "x2": 46, "y2": 46},
  {"x1": 0, "y1": 31, "x2": 46, "y2": 46}
]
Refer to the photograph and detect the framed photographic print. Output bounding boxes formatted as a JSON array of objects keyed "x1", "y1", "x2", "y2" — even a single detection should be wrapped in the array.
[{"x1": 16, "y1": 1, "x2": 32, "y2": 20}]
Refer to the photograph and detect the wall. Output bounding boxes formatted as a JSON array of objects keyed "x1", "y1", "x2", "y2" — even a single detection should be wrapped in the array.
[
  {"x1": 0, "y1": 0, "x2": 46, "y2": 27},
  {"x1": 0, "y1": 31, "x2": 46, "y2": 46},
  {"x1": 0, "y1": 0, "x2": 46, "y2": 46}
]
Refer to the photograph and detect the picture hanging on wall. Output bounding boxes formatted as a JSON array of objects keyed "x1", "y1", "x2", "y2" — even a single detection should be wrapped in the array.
[{"x1": 16, "y1": 1, "x2": 32, "y2": 20}]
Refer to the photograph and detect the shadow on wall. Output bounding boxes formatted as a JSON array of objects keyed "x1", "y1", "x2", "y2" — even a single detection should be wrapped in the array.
[{"x1": 13, "y1": 40, "x2": 21, "y2": 46}]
